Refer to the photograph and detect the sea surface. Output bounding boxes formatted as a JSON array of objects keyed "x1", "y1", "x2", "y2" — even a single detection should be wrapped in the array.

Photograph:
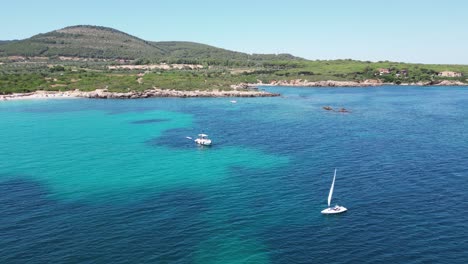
[{"x1": 0, "y1": 86, "x2": 467, "y2": 263}]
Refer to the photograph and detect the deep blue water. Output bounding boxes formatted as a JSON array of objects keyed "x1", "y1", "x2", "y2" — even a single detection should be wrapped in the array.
[{"x1": 0, "y1": 86, "x2": 467, "y2": 263}]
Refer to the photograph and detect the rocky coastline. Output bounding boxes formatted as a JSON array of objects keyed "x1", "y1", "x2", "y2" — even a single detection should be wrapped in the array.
[
  {"x1": 0, "y1": 88, "x2": 279, "y2": 101},
  {"x1": 257, "y1": 79, "x2": 383, "y2": 87},
  {"x1": 2, "y1": 79, "x2": 466, "y2": 101},
  {"x1": 245, "y1": 79, "x2": 468, "y2": 87}
]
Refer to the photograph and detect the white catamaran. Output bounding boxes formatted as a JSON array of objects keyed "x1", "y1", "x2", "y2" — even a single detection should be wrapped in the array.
[{"x1": 321, "y1": 169, "x2": 347, "y2": 215}]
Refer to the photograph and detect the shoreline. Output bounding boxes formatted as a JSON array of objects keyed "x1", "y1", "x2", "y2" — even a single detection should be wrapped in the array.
[
  {"x1": 2, "y1": 80, "x2": 467, "y2": 101},
  {"x1": 247, "y1": 79, "x2": 468, "y2": 88},
  {"x1": 0, "y1": 88, "x2": 279, "y2": 101}
]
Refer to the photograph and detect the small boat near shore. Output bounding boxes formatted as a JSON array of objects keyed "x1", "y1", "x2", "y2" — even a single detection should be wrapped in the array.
[
  {"x1": 321, "y1": 169, "x2": 347, "y2": 215},
  {"x1": 194, "y1": 134, "x2": 212, "y2": 146}
]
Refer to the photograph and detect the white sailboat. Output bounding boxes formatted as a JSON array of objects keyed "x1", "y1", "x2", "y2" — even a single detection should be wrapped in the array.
[{"x1": 321, "y1": 169, "x2": 347, "y2": 215}]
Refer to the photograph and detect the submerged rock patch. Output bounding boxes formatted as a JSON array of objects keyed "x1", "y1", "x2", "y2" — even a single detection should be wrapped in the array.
[{"x1": 130, "y1": 118, "x2": 170, "y2": 124}]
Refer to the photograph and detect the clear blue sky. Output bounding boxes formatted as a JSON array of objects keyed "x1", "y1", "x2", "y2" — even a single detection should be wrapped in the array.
[{"x1": 2, "y1": 0, "x2": 467, "y2": 64}]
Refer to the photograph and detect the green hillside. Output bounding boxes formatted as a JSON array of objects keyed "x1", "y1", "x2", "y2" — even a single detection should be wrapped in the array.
[
  {"x1": 1, "y1": 25, "x2": 467, "y2": 95},
  {"x1": 153, "y1": 41, "x2": 302, "y2": 64},
  {"x1": 273, "y1": 59, "x2": 468, "y2": 83},
  {"x1": 0, "y1": 25, "x2": 301, "y2": 64},
  {"x1": 0, "y1": 25, "x2": 165, "y2": 59}
]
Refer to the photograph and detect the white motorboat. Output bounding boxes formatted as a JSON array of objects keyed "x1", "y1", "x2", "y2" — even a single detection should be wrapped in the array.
[
  {"x1": 321, "y1": 169, "x2": 347, "y2": 215},
  {"x1": 230, "y1": 100, "x2": 237, "y2": 104},
  {"x1": 194, "y1": 134, "x2": 212, "y2": 146}
]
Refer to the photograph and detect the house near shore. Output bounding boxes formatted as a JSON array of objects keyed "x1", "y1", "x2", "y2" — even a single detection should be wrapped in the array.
[
  {"x1": 395, "y1": 69, "x2": 408, "y2": 77},
  {"x1": 438, "y1": 71, "x2": 463, "y2": 77},
  {"x1": 377, "y1": 68, "x2": 391, "y2": 75}
]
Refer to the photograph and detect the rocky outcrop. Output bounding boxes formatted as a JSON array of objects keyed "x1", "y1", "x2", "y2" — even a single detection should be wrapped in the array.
[
  {"x1": 431, "y1": 80, "x2": 467, "y2": 86},
  {"x1": 404, "y1": 80, "x2": 467, "y2": 86},
  {"x1": 262, "y1": 79, "x2": 383, "y2": 87},
  {"x1": 230, "y1": 83, "x2": 250, "y2": 90},
  {"x1": 76, "y1": 88, "x2": 278, "y2": 99},
  {"x1": 258, "y1": 79, "x2": 467, "y2": 87},
  {"x1": 322, "y1": 106, "x2": 350, "y2": 113},
  {"x1": 405, "y1": 81, "x2": 431, "y2": 86},
  {"x1": 0, "y1": 88, "x2": 279, "y2": 101}
]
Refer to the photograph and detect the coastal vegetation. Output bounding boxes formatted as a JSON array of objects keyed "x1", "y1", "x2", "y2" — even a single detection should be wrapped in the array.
[{"x1": 1, "y1": 25, "x2": 467, "y2": 94}]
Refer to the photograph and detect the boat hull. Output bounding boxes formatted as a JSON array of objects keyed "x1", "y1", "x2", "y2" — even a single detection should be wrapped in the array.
[
  {"x1": 321, "y1": 206, "x2": 347, "y2": 215},
  {"x1": 194, "y1": 139, "x2": 212, "y2": 146}
]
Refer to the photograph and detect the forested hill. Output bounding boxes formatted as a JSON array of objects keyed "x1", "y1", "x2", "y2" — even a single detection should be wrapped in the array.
[
  {"x1": 150, "y1": 41, "x2": 301, "y2": 64},
  {"x1": 0, "y1": 26, "x2": 161, "y2": 59},
  {"x1": 0, "y1": 25, "x2": 302, "y2": 64}
]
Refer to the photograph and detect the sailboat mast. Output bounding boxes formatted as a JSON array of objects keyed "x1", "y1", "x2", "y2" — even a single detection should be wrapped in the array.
[{"x1": 327, "y1": 169, "x2": 337, "y2": 207}]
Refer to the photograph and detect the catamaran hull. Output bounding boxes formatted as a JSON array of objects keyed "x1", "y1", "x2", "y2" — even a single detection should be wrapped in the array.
[{"x1": 321, "y1": 206, "x2": 347, "y2": 215}]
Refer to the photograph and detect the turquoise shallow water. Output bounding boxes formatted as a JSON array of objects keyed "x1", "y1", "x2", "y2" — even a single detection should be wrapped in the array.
[{"x1": 0, "y1": 86, "x2": 467, "y2": 263}]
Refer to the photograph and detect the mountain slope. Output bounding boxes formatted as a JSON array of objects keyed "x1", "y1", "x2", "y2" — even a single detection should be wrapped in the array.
[
  {"x1": 0, "y1": 25, "x2": 302, "y2": 63},
  {"x1": 153, "y1": 41, "x2": 302, "y2": 63},
  {"x1": 0, "y1": 25, "x2": 166, "y2": 59},
  {"x1": 153, "y1": 41, "x2": 249, "y2": 62}
]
